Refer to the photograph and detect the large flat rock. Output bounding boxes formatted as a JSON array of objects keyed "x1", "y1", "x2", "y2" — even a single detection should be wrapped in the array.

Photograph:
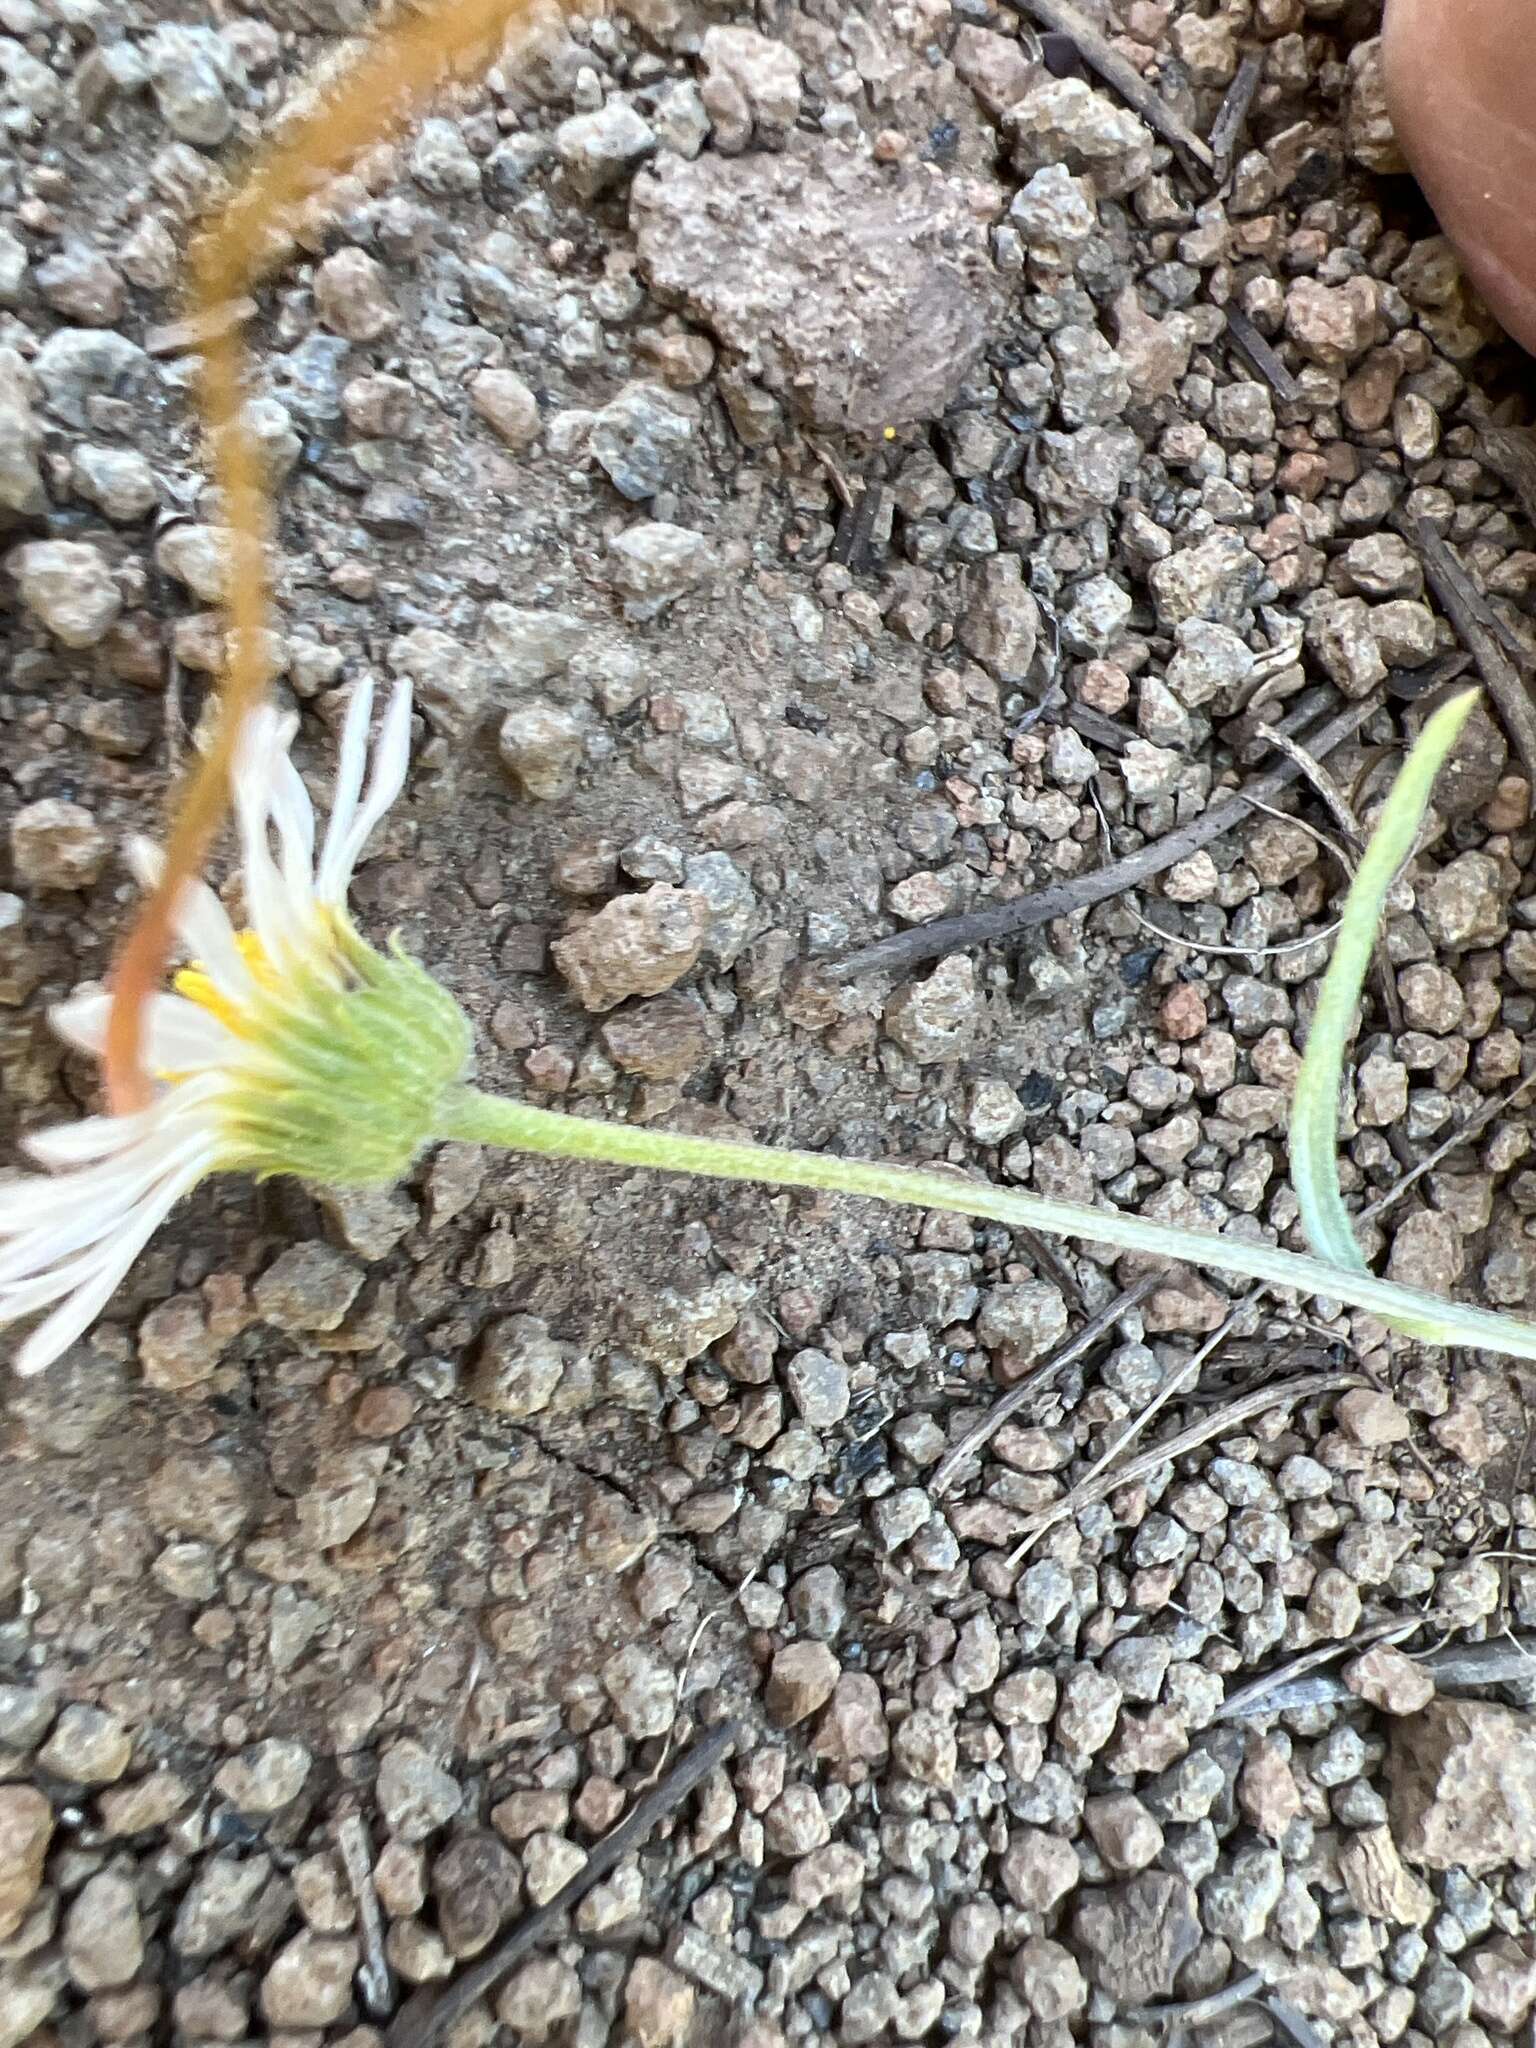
[
  {"x1": 1388, "y1": 1699, "x2": 1536, "y2": 1874},
  {"x1": 631, "y1": 140, "x2": 1003, "y2": 435}
]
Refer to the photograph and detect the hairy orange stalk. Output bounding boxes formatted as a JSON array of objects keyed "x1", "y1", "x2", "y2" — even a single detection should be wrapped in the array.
[{"x1": 105, "y1": 0, "x2": 553, "y2": 1112}]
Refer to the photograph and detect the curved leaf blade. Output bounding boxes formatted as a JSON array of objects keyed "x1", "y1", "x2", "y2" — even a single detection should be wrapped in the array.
[{"x1": 1289, "y1": 686, "x2": 1479, "y2": 1281}]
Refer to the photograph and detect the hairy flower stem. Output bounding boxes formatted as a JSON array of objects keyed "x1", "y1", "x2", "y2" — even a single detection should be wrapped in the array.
[{"x1": 438, "y1": 1090, "x2": 1536, "y2": 1362}]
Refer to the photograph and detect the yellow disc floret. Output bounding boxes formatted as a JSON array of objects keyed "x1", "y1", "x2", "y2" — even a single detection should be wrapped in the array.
[{"x1": 173, "y1": 929, "x2": 282, "y2": 1036}]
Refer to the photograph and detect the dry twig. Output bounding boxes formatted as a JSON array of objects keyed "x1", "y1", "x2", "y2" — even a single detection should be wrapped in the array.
[
  {"x1": 1065, "y1": 701, "x2": 1136, "y2": 755},
  {"x1": 1220, "y1": 1634, "x2": 1536, "y2": 1719},
  {"x1": 831, "y1": 695, "x2": 1378, "y2": 982},
  {"x1": 1208, "y1": 50, "x2": 1264, "y2": 173},
  {"x1": 1087, "y1": 782, "x2": 1341, "y2": 964},
  {"x1": 338, "y1": 1814, "x2": 394, "y2": 2020},
  {"x1": 1267, "y1": 1996, "x2": 1332, "y2": 2048},
  {"x1": 1121, "y1": 899, "x2": 1340, "y2": 964},
  {"x1": 1249, "y1": 723, "x2": 1362, "y2": 848},
  {"x1": 1474, "y1": 420, "x2": 1536, "y2": 529},
  {"x1": 1225, "y1": 304, "x2": 1302, "y2": 402},
  {"x1": 1239, "y1": 794, "x2": 1356, "y2": 877},
  {"x1": 1397, "y1": 508, "x2": 1536, "y2": 787},
  {"x1": 1214, "y1": 1615, "x2": 1422, "y2": 1720},
  {"x1": 385, "y1": 1718, "x2": 741, "y2": 2048},
  {"x1": 1014, "y1": 1223, "x2": 1087, "y2": 1312},
  {"x1": 1358, "y1": 1070, "x2": 1536, "y2": 1226},
  {"x1": 1123, "y1": 1971, "x2": 1266, "y2": 2029},
  {"x1": 931, "y1": 1276, "x2": 1157, "y2": 1497},
  {"x1": 1001, "y1": 0, "x2": 1215, "y2": 172},
  {"x1": 1004, "y1": 1370, "x2": 1360, "y2": 1565}
]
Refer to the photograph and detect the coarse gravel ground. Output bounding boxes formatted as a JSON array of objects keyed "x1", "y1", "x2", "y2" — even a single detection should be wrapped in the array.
[{"x1": 4, "y1": 0, "x2": 1536, "y2": 2043}]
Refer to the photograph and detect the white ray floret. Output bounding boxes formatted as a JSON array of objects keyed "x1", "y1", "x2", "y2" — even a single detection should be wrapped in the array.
[{"x1": 0, "y1": 679, "x2": 461, "y2": 1378}]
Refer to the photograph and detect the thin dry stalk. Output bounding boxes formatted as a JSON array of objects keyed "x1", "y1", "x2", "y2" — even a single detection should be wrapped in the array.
[
  {"x1": 1223, "y1": 1633, "x2": 1536, "y2": 1719},
  {"x1": 1396, "y1": 508, "x2": 1536, "y2": 790},
  {"x1": 337, "y1": 1814, "x2": 394, "y2": 2019},
  {"x1": 1124, "y1": 901, "x2": 1339, "y2": 963},
  {"x1": 1123, "y1": 1970, "x2": 1266, "y2": 2029},
  {"x1": 1087, "y1": 783, "x2": 1341, "y2": 963},
  {"x1": 931, "y1": 1276, "x2": 1157, "y2": 1497},
  {"x1": 1250, "y1": 722, "x2": 1363, "y2": 846},
  {"x1": 385, "y1": 1717, "x2": 740, "y2": 2048},
  {"x1": 1004, "y1": 1368, "x2": 1360, "y2": 1565},
  {"x1": 1239, "y1": 793, "x2": 1356, "y2": 877},
  {"x1": 831, "y1": 694, "x2": 1378, "y2": 982},
  {"x1": 103, "y1": 0, "x2": 559, "y2": 1111},
  {"x1": 1001, "y1": 0, "x2": 1215, "y2": 171},
  {"x1": 1357, "y1": 1070, "x2": 1536, "y2": 1226},
  {"x1": 1213, "y1": 1615, "x2": 1423, "y2": 1720}
]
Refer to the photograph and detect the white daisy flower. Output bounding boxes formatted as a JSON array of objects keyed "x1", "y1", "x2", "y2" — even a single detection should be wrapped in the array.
[{"x1": 1, "y1": 679, "x2": 471, "y2": 1377}]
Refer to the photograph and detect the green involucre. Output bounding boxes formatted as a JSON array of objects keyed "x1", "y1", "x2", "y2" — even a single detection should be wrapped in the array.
[{"x1": 224, "y1": 917, "x2": 472, "y2": 1186}]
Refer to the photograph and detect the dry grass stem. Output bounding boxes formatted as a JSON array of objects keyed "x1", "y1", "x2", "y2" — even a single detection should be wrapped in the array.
[
  {"x1": 1004, "y1": 1367, "x2": 1360, "y2": 1565},
  {"x1": 103, "y1": 0, "x2": 561, "y2": 1111}
]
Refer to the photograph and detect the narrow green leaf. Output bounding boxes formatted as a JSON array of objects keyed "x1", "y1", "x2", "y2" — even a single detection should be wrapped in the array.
[{"x1": 1288, "y1": 687, "x2": 1479, "y2": 1277}]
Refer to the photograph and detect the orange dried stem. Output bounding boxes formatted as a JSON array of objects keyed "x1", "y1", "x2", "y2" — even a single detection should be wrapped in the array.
[{"x1": 104, "y1": 0, "x2": 550, "y2": 1113}]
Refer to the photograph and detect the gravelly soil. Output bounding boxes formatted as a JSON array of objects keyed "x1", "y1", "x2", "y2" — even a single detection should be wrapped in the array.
[{"x1": 5, "y1": 0, "x2": 1536, "y2": 2042}]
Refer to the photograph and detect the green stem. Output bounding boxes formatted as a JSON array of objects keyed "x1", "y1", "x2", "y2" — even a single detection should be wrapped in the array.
[
  {"x1": 437, "y1": 1087, "x2": 1536, "y2": 1362},
  {"x1": 1288, "y1": 687, "x2": 1478, "y2": 1279}
]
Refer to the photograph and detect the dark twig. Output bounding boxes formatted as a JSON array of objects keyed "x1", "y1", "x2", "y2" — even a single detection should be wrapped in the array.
[
  {"x1": 830, "y1": 695, "x2": 1377, "y2": 982},
  {"x1": 1421, "y1": 1635, "x2": 1536, "y2": 1687},
  {"x1": 1225, "y1": 305, "x2": 1302, "y2": 402},
  {"x1": 1383, "y1": 647, "x2": 1475, "y2": 702},
  {"x1": 1474, "y1": 420, "x2": 1536, "y2": 529},
  {"x1": 813, "y1": 442, "x2": 887, "y2": 575},
  {"x1": 1217, "y1": 1633, "x2": 1536, "y2": 1720},
  {"x1": 832, "y1": 473, "x2": 885, "y2": 574},
  {"x1": 999, "y1": 0, "x2": 1214, "y2": 172},
  {"x1": 1122, "y1": 1971, "x2": 1266, "y2": 2029},
  {"x1": 1065, "y1": 701, "x2": 1136, "y2": 755},
  {"x1": 1208, "y1": 50, "x2": 1264, "y2": 174},
  {"x1": 1015, "y1": 1223, "x2": 1086, "y2": 1313},
  {"x1": 931, "y1": 1275, "x2": 1157, "y2": 1497},
  {"x1": 338, "y1": 1814, "x2": 393, "y2": 2019},
  {"x1": 1214, "y1": 1615, "x2": 1422, "y2": 1721},
  {"x1": 1396, "y1": 508, "x2": 1536, "y2": 788},
  {"x1": 1405, "y1": 518, "x2": 1527, "y2": 667},
  {"x1": 384, "y1": 1718, "x2": 741, "y2": 2048},
  {"x1": 1266, "y1": 1996, "x2": 1332, "y2": 2048}
]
